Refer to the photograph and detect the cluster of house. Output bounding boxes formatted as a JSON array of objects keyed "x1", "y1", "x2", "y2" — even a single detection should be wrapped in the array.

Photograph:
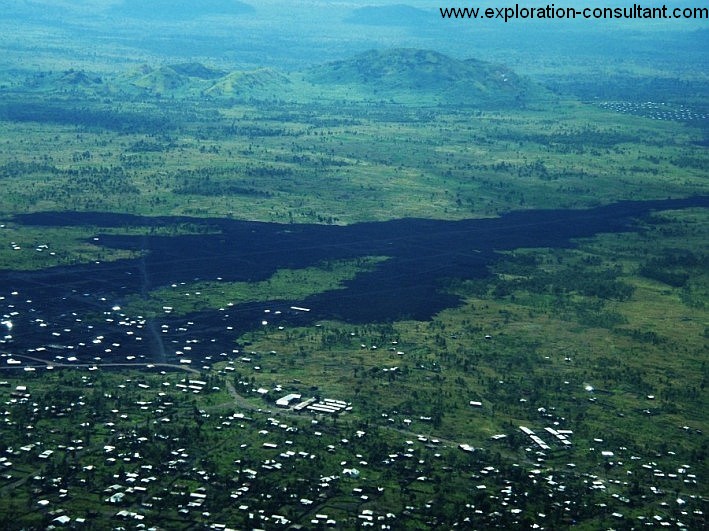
[
  {"x1": 3, "y1": 232, "x2": 56, "y2": 255},
  {"x1": 0, "y1": 289, "x2": 155, "y2": 369},
  {"x1": 519, "y1": 425, "x2": 572, "y2": 451},
  {"x1": 0, "y1": 368, "x2": 433, "y2": 527},
  {"x1": 1, "y1": 280, "x2": 705, "y2": 529},
  {"x1": 0, "y1": 287, "x2": 266, "y2": 372},
  {"x1": 174, "y1": 378, "x2": 211, "y2": 394},
  {"x1": 596, "y1": 101, "x2": 707, "y2": 122},
  {"x1": 275, "y1": 393, "x2": 352, "y2": 415},
  {"x1": 0, "y1": 365, "x2": 705, "y2": 530}
]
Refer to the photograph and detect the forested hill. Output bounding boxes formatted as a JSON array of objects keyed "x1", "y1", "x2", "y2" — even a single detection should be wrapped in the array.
[{"x1": 306, "y1": 48, "x2": 540, "y2": 105}]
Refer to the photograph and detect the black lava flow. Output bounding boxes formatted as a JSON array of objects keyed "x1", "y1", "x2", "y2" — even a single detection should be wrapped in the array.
[{"x1": 1, "y1": 196, "x2": 706, "y2": 368}]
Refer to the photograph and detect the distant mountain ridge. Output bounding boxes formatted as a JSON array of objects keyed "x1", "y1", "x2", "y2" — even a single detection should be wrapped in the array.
[{"x1": 12, "y1": 49, "x2": 542, "y2": 107}]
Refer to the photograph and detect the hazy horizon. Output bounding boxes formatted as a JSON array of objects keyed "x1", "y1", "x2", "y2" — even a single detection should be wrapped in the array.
[{"x1": 3, "y1": 0, "x2": 707, "y2": 74}]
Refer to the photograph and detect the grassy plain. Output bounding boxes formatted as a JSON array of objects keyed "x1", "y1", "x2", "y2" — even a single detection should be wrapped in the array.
[{"x1": 0, "y1": 87, "x2": 706, "y2": 271}]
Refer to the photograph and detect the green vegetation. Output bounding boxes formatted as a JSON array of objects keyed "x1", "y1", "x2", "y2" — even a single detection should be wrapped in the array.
[
  {"x1": 305, "y1": 48, "x2": 540, "y2": 105},
  {"x1": 0, "y1": 94, "x2": 705, "y2": 229},
  {"x1": 0, "y1": 221, "x2": 216, "y2": 271},
  {"x1": 0, "y1": 224, "x2": 137, "y2": 270},
  {"x1": 122, "y1": 256, "x2": 388, "y2": 318}
]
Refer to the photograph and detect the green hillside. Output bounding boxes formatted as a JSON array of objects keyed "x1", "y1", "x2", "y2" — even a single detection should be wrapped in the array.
[
  {"x1": 205, "y1": 68, "x2": 293, "y2": 98},
  {"x1": 119, "y1": 63, "x2": 225, "y2": 97},
  {"x1": 306, "y1": 48, "x2": 540, "y2": 106},
  {"x1": 130, "y1": 65, "x2": 192, "y2": 93}
]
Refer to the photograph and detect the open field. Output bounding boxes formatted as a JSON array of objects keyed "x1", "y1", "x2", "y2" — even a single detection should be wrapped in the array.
[{"x1": 0, "y1": 88, "x2": 706, "y2": 272}]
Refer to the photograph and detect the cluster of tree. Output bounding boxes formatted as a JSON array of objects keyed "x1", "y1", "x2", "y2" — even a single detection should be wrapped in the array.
[
  {"x1": 222, "y1": 124, "x2": 294, "y2": 137},
  {"x1": 495, "y1": 126, "x2": 634, "y2": 149},
  {"x1": 0, "y1": 101, "x2": 174, "y2": 133},
  {"x1": 0, "y1": 160, "x2": 56, "y2": 179},
  {"x1": 128, "y1": 139, "x2": 175, "y2": 153},
  {"x1": 638, "y1": 248, "x2": 702, "y2": 288},
  {"x1": 545, "y1": 73, "x2": 709, "y2": 104},
  {"x1": 494, "y1": 261, "x2": 636, "y2": 302},
  {"x1": 174, "y1": 180, "x2": 273, "y2": 198},
  {"x1": 170, "y1": 164, "x2": 296, "y2": 197}
]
